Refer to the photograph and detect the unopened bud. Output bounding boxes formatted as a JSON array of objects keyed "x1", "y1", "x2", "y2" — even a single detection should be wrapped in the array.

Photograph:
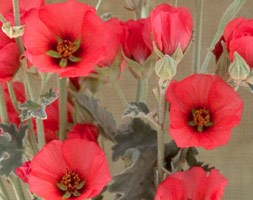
[
  {"x1": 229, "y1": 52, "x2": 250, "y2": 81},
  {"x1": 155, "y1": 55, "x2": 177, "y2": 80}
]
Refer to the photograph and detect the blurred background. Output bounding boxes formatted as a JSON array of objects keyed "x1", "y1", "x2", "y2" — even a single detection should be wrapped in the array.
[{"x1": 33, "y1": 0, "x2": 253, "y2": 199}]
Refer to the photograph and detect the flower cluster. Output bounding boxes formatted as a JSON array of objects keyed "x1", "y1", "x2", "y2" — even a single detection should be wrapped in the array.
[{"x1": 0, "y1": 0, "x2": 248, "y2": 200}]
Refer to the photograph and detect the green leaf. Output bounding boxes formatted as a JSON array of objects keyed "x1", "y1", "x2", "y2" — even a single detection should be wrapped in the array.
[
  {"x1": 74, "y1": 94, "x2": 116, "y2": 141},
  {"x1": 59, "y1": 58, "x2": 67, "y2": 68},
  {"x1": 19, "y1": 100, "x2": 47, "y2": 121},
  {"x1": 110, "y1": 119, "x2": 179, "y2": 200},
  {"x1": 46, "y1": 50, "x2": 61, "y2": 58},
  {"x1": 40, "y1": 88, "x2": 58, "y2": 106},
  {"x1": 186, "y1": 147, "x2": 214, "y2": 172},
  {"x1": 112, "y1": 118, "x2": 157, "y2": 161},
  {"x1": 69, "y1": 55, "x2": 81, "y2": 63},
  {"x1": 0, "y1": 124, "x2": 28, "y2": 176},
  {"x1": 122, "y1": 102, "x2": 149, "y2": 118}
]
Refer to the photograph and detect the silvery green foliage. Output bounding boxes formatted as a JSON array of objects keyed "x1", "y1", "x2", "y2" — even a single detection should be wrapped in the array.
[
  {"x1": 110, "y1": 119, "x2": 179, "y2": 200},
  {"x1": 122, "y1": 102, "x2": 149, "y2": 118},
  {"x1": 19, "y1": 89, "x2": 58, "y2": 121},
  {"x1": 74, "y1": 94, "x2": 117, "y2": 141},
  {"x1": 186, "y1": 147, "x2": 214, "y2": 172},
  {"x1": 19, "y1": 100, "x2": 46, "y2": 121},
  {"x1": 0, "y1": 124, "x2": 28, "y2": 176},
  {"x1": 40, "y1": 88, "x2": 58, "y2": 106}
]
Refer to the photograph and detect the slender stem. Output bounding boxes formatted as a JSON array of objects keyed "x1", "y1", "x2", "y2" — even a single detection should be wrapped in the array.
[
  {"x1": 59, "y1": 78, "x2": 68, "y2": 141},
  {"x1": 10, "y1": 176, "x2": 26, "y2": 200},
  {"x1": 27, "y1": 119, "x2": 38, "y2": 155},
  {"x1": 176, "y1": 148, "x2": 189, "y2": 171},
  {"x1": 157, "y1": 80, "x2": 170, "y2": 184},
  {"x1": 136, "y1": 78, "x2": 148, "y2": 102},
  {"x1": 192, "y1": 0, "x2": 204, "y2": 73},
  {"x1": 0, "y1": 178, "x2": 11, "y2": 200},
  {"x1": 174, "y1": 0, "x2": 178, "y2": 6},
  {"x1": 7, "y1": 82, "x2": 19, "y2": 113},
  {"x1": 36, "y1": 119, "x2": 45, "y2": 149},
  {"x1": 12, "y1": 0, "x2": 45, "y2": 150},
  {"x1": 95, "y1": 0, "x2": 103, "y2": 10},
  {"x1": 200, "y1": 0, "x2": 247, "y2": 73},
  {"x1": 0, "y1": 85, "x2": 8, "y2": 123},
  {"x1": 0, "y1": 13, "x2": 7, "y2": 23},
  {"x1": 111, "y1": 81, "x2": 128, "y2": 108}
]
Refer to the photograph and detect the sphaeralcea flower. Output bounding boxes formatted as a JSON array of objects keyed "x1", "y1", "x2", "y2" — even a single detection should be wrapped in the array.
[
  {"x1": 166, "y1": 74, "x2": 243, "y2": 149},
  {"x1": 28, "y1": 138, "x2": 111, "y2": 200},
  {"x1": 150, "y1": 4, "x2": 193, "y2": 55},
  {"x1": 122, "y1": 18, "x2": 152, "y2": 64},
  {"x1": 213, "y1": 17, "x2": 253, "y2": 67},
  {"x1": 155, "y1": 167, "x2": 228, "y2": 200},
  {"x1": 23, "y1": 0, "x2": 110, "y2": 77},
  {"x1": 0, "y1": 0, "x2": 44, "y2": 82}
]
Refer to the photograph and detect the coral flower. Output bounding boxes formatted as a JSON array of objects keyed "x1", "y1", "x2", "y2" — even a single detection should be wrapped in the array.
[
  {"x1": 155, "y1": 167, "x2": 228, "y2": 200},
  {"x1": 68, "y1": 124, "x2": 99, "y2": 143},
  {"x1": 213, "y1": 17, "x2": 253, "y2": 68},
  {"x1": 166, "y1": 74, "x2": 243, "y2": 149},
  {"x1": 150, "y1": 4, "x2": 193, "y2": 55},
  {"x1": 15, "y1": 161, "x2": 31, "y2": 183},
  {"x1": 23, "y1": 0, "x2": 109, "y2": 77},
  {"x1": 28, "y1": 138, "x2": 111, "y2": 200},
  {"x1": 122, "y1": 18, "x2": 152, "y2": 64}
]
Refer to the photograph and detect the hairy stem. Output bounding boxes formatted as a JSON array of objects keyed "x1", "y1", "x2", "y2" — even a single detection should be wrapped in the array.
[
  {"x1": 10, "y1": 176, "x2": 26, "y2": 200},
  {"x1": 0, "y1": 85, "x2": 9, "y2": 123},
  {"x1": 111, "y1": 81, "x2": 128, "y2": 108},
  {"x1": 0, "y1": 178, "x2": 11, "y2": 200},
  {"x1": 136, "y1": 78, "x2": 148, "y2": 102},
  {"x1": 59, "y1": 78, "x2": 68, "y2": 141},
  {"x1": 193, "y1": 0, "x2": 204, "y2": 73}
]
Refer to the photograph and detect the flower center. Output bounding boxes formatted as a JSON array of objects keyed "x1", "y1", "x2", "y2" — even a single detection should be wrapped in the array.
[
  {"x1": 56, "y1": 40, "x2": 76, "y2": 58},
  {"x1": 57, "y1": 169, "x2": 85, "y2": 199},
  {"x1": 188, "y1": 108, "x2": 214, "y2": 132},
  {"x1": 47, "y1": 37, "x2": 81, "y2": 68}
]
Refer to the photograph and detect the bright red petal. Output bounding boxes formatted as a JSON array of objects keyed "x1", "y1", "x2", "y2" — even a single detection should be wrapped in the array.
[
  {"x1": 62, "y1": 138, "x2": 111, "y2": 199},
  {"x1": 39, "y1": 0, "x2": 94, "y2": 39},
  {"x1": 0, "y1": 42, "x2": 19, "y2": 82}
]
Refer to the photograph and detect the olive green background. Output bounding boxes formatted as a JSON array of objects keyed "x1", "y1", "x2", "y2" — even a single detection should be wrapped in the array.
[{"x1": 13, "y1": 0, "x2": 253, "y2": 199}]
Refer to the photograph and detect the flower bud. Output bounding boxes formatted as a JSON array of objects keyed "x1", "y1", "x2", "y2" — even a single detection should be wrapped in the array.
[
  {"x1": 155, "y1": 55, "x2": 177, "y2": 80},
  {"x1": 229, "y1": 52, "x2": 250, "y2": 81}
]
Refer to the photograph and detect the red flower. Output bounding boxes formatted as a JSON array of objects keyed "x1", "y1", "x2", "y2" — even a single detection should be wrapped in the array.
[
  {"x1": 213, "y1": 17, "x2": 253, "y2": 67},
  {"x1": 0, "y1": 0, "x2": 44, "y2": 17},
  {"x1": 15, "y1": 161, "x2": 31, "y2": 183},
  {"x1": 68, "y1": 124, "x2": 99, "y2": 143},
  {"x1": 122, "y1": 18, "x2": 152, "y2": 64},
  {"x1": 28, "y1": 138, "x2": 111, "y2": 200},
  {"x1": 0, "y1": 0, "x2": 45, "y2": 82},
  {"x1": 23, "y1": 0, "x2": 110, "y2": 77},
  {"x1": 166, "y1": 74, "x2": 243, "y2": 149},
  {"x1": 155, "y1": 167, "x2": 228, "y2": 200},
  {"x1": 0, "y1": 27, "x2": 19, "y2": 82},
  {"x1": 98, "y1": 18, "x2": 123, "y2": 67},
  {"x1": 150, "y1": 4, "x2": 193, "y2": 55}
]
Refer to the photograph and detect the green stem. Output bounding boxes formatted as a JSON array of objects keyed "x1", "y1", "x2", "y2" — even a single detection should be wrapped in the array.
[
  {"x1": 59, "y1": 78, "x2": 68, "y2": 141},
  {"x1": 200, "y1": 0, "x2": 247, "y2": 73},
  {"x1": 111, "y1": 81, "x2": 128, "y2": 108},
  {"x1": 0, "y1": 178, "x2": 11, "y2": 200},
  {"x1": 12, "y1": 0, "x2": 45, "y2": 150},
  {"x1": 0, "y1": 85, "x2": 8, "y2": 123},
  {"x1": 0, "y1": 13, "x2": 7, "y2": 23},
  {"x1": 136, "y1": 78, "x2": 148, "y2": 102},
  {"x1": 10, "y1": 176, "x2": 26, "y2": 200},
  {"x1": 193, "y1": 0, "x2": 204, "y2": 73},
  {"x1": 174, "y1": 0, "x2": 178, "y2": 6},
  {"x1": 36, "y1": 118, "x2": 45, "y2": 149},
  {"x1": 7, "y1": 82, "x2": 19, "y2": 114},
  {"x1": 95, "y1": 0, "x2": 103, "y2": 10},
  {"x1": 157, "y1": 80, "x2": 170, "y2": 184},
  {"x1": 27, "y1": 119, "x2": 38, "y2": 156}
]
